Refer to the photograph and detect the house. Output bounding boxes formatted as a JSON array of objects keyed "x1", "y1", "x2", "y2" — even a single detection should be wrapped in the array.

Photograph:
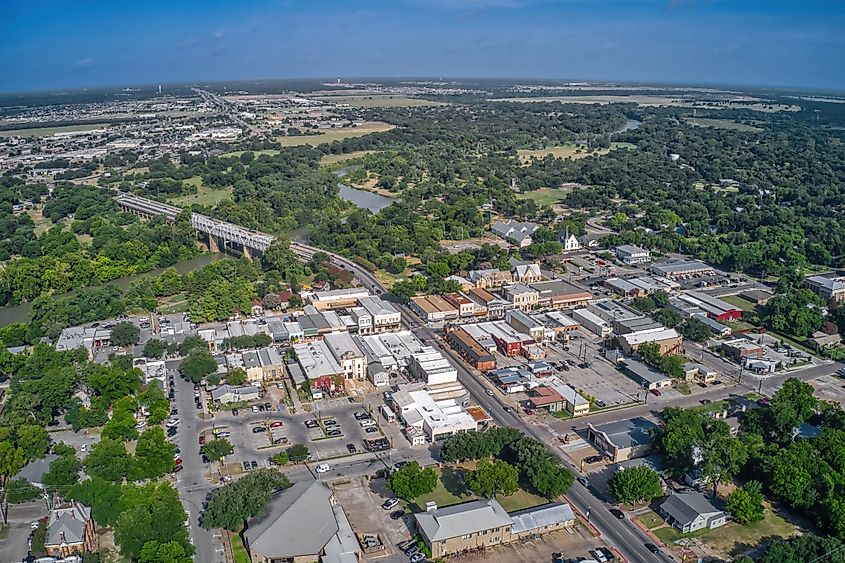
[
  {"x1": 244, "y1": 480, "x2": 359, "y2": 563},
  {"x1": 810, "y1": 331, "x2": 842, "y2": 350},
  {"x1": 619, "y1": 359, "x2": 672, "y2": 390},
  {"x1": 683, "y1": 362, "x2": 718, "y2": 383},
  {"x1": 491, "y1": 220, "x2": 538, "y2": 248},
  {"x1": 615, "y1": 244, "x2": 651, "y2": 265},
  {"x1": 587, "y1": 418, "x2": 658, "y2": 463},
  {"x1": 527, "y1": 386, "x2": 565, "y2": 412},
  {"x1": 618, "y1": 328, "x2": 682, "y2": 356},
  {"x1": 211, "y1": 384, "x2": 261, "y2": 404},
  {"x1": 15, "y1": 454, "x2": 59, "y2": 490},
  {"x1": 468, "y1": 269, "x2": 513, "y2": 289},
  {"x1": 512, "y1": 263, "x2": 543, "y2": 284},
  {"x1": 559, "y1": 230, "x2": 581, "y2": 252},
  {"x1": 44, "y1": 500, "x2": 96, "y2": 557},
  {"x1": 659, "y1": 493, "x2": 727, "y2": 533},
  {"x1": 549, "y1": 381, "x2": 590, "y2": 416},
  {"x1": 503, "y1": 284, "x2": 539, "y2": 311}
]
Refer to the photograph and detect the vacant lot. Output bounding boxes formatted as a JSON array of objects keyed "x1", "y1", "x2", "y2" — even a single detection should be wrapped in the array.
[
  {"x1": 0, "y1": 123, "x2": 111, "y2": 138},
  {"x1": 319, "y1": 150, "x2": 376, "y2": 166},
  {"x1": 277, "y1": 122, "x2": 395, "y2": 146},
  {"x1": 169, "y1": 177, "x2": 233, "y2": 207},
  {"x1": 314, "y1": 95, "x2": 445, "y2": 108},
  {"x1": 721, "y1": 295, "x2": 759, "y2": 312},
  {"x1": 687, "y1": 118, "x2": 763, "y2": 132}
]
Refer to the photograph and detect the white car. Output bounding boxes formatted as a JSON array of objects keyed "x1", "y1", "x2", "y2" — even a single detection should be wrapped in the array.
[
  {"x1": 252, "y1": 405, "x2": 259, "y2": 413},
  {"x1": 167, "y1": 419, "x2": 180, "y2": 427},
  {"x1": 591, "y1": 549, "x2": 608, "y2": 563},
  {"x1": 359, "y1": 419, "x2": 376, "y2": 428},
  {"x1": 485, "y1": 389, "x2": 494, "y2": 396},
  {"x1": 80, "y1": 444, "x2": 88, "y2": 453},
  {"x1": 135, "y1": 420, "x2": 147, "y2": 429},
  {"x1": 315, "y1": 463, "x2": 330, "y2": 474}
]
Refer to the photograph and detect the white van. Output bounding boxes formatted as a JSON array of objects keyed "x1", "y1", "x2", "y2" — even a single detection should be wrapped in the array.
[{"x1": 381, "y1": 405, "x2": 395, "y2": 423}]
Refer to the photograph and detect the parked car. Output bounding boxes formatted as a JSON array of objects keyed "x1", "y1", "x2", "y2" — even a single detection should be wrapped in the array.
[
  {"x1": 232, "y1": 409, "x2": 239, "y2": 416},
  {"x1": 252, "y1": 426, "x2": 266, "y2": 433},
  {"x1": 598, "y1": 547, "x2": 615, "y2": 561},
  {"x1": 270, "y1": 421, "x2": 284, "y2": 428},
  {"x1": 390, "y1": 510, "x2": 405, "y2": 520},
  {"x1": 250, "y1": 460, "x2": 258, "y2": 469},
  {"x1": 650, "y1": 389, "x2": 661, "y2": 397},
  {"x1": 243, "y1": 461, "x2": 251, "y2": 471},
  {"x1": 595, "y1": 399, "x2": 606, "y2": 408},
  {"x1": 264, "y1": 402, "x2": 272, "y2": 410},
  {"x1": 382, "y1": 498, "x2": 400, "y2": 510},
  {"x1": 252, "y1": 405, "x2": 259, "y2": 413},
  {"x1": 609, "y1": 508, "x2": 625, "y2": 519},
  {"x1": 577, "y1": 476, "x2": 589, "y2": 487},
  {"x1": 346, "y1": 443, "x2": 357, "y2": 453},
  {"x1": 274, "y1": 437, "x2": 289, "y2": 445},
  {"x1": 172, "y1": 465, "x2": 183, "y2": 474},
  {"x1": 315, "y1": 463, "x2": 330, "y2": 474},
  {"x1": 198, "y1": 436, "x2": 206, "y2": 445},
  {"x1": 700, "y1": 399, "x2": 712, "y2": 405},
  {"x1": 304, "y1": 420, "x2": 319, "y2": 429},
  {"x1": 409, "y1": 553, "x2": 425, "y2": 563},
  {"x1": 174, "y1": 458, "x2": 183, "y2": 466},
  {"x1": 485, "y1": 389, "x2": 494, "y2": 396},
  {"x1": 365, "y1": 427, "x2": 379, "y2": 434},
  {"x1": 354, "y1": 411, "x2": 371, "y2": 421},
  {"x1": 591, "y1": 549, "x2": 608, "y2": 563}
]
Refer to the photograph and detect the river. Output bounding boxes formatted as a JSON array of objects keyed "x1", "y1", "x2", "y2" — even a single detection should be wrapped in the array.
[{"x1": 0, "y1": 253, "x2": 224, "y2": 327}]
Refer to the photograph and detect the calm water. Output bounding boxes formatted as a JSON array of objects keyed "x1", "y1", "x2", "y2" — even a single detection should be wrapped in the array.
[
  {"x1": 334, "y1": 166, "x2": 397, "y2": 213},
  {"x1": 617, "y1": 118, "x2": 642, "y2": 132},
  {"x1": 0, "y1": 253, "x2": 224, "y2": 327}
]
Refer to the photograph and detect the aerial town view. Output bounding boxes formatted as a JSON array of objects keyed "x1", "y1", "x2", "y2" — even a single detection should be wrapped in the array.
[{"x1": 1, "y1": 2, "x2": 844, "y2": 563}]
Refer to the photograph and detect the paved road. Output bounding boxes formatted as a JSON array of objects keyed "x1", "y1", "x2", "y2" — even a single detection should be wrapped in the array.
[{"x1": 0, "y1": 522, "x2": 32, "y2": 563}]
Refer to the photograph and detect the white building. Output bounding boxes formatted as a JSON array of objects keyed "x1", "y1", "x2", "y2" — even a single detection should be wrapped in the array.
[
  {"x1": 408, "y1": 349, "x2": 458, "y2": 385},
  {"x1": 133, "y1": 358, "x2": 167, "y2": 385},
  {"x1": 560, "y1": 230, "x2": 581, "y2": 252},
  {"x1": 571, "y1": 308, "x2": 612, "y2": 338},
  {"x1": 324, "y1": 332, "x2": 367, "y2": 380},
  {"x1": 615, "y1": 244, "x2": 651, "y2": 265},
  {"x1": 392, "y1": 389, "x2": 479, "y2": 442},
  {"x1": 350, "y1": 296, "x2": 401, "y2": 334}
]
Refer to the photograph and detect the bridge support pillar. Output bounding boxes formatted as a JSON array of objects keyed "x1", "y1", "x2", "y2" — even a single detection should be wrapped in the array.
[
  {"x1": 208, "y1": 234, "x2": 219, "y2": 253},
  {"x1": 242, "y1": 245, "x2": 252, "y2": 260}
]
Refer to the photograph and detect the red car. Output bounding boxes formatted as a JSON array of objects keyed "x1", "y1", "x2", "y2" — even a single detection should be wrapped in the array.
[
  {"x1": 650, "y1": 389, "x2": 662, "y2": 397},
  {"x1": 175, "y1": 458, "x2": 183, "y2": 465},
  {"x1": 270, "y1": 421, "x2": 284, "y2": 428},
  {"x1": 198, "y1": 436, "x2": 206, "y2": 445}
]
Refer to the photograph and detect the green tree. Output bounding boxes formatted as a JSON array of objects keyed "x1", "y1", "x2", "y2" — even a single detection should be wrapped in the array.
[
  {"x1": 139, "y1": 540, "x2": 193, "y2": 563},
  {"x1": 102, "y1": 409, "x2": 139, "y2": 442},
  {"x1": 758, "y1": 534, "x2": 845, "y2": 563},
  {"x1": 115, "y1": 481, "x2": 193, "y2": 560},
  {"x1": 111, "y1": 321, "x2": 141, "y2": 346},
  {"x1": 726, "y1": 481, "x2": 764, "y2": 524},
  {"x1": 680, "y1": 318, "x2": 711, "y2": 341},
  {"x1": 16, "y1": 424, "x2": 49, "y2": 461},
  {"x1": 200, "y1": 469, "x2": 290, "y2": 531},
  {"x1": 42, "y1": 453, "x2": 82, "y2": 496},
  {"x1": 142, "y1": 338, "x2": 169, "y2": 359},
  {"x1": 134, "y1": 427, "x2": 176, "y2": 479},
  {"x1": 288, "y1": 444, "x2": 310, "y2": 463},
  {"x1": 386, "y1": 461, "x2": 438, "y2": 501},
  {"x1": 7, "y1": 478, "x2": 41, "y2": 503},
  {"x1": 68, "y1": 476, "x2": 125, "y2": 526},
  {"x1": 181, "y1": 349, "x2": 217, "y2": 383},
  {"x1": 84, "y1": 438, "x2": 132, "y2": 482},
  {"x1": 770, "y1": 378, "x2": 817, "y2": 440},
  {"x1": 608, "y1": 466, "x2": 663, "y2": 505},
  {"x1": 201, "y1": 439, "x2": 234, "y2": 462},
  {"x1": 270, "y1": 452, "x2": 289, "y2": 466},
  {"x1": 225, "y1": 369, "x2": 247, "y2": 386},
  {"x1": 465, "y1": 459, "x2": 519, "y2": 498}
]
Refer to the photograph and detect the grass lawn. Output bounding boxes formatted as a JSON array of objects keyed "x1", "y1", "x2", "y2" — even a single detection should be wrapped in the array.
[
  {"x1": 721, "y1": 295, "x2": 759, "y2": 313},
  {"x1": 320, "y1": 150, "x2": 375, "y2": 166},
  {"x1": 690, "y1": 399, "x2": 731, "y2": 414},
  {"x1": 277, "y1": 122, "x2": 395, "y2": 146},
  {"x1": 0, "y1": 123, "x2": 111, "y2": 138},
  {"x1": 169, "y1": 177, "x2": 233, "y2": 207},
  {"x1": 645, "y1": 504, "x2": 796, "y2": 558},
  {"x1": 517, "y1": 188, "x2": 568, "y2": 207},
  {"x1": 313, "y1": 95, "x2": 445, "y2": 108},
  {"x1": 220, "y1": 149, "x2": 280, "y2": 158},
  {"x1": 410, "y1": 466, "x2": 547, "y2": 513},
  {"x1": 686, "y1": 118, "x2": 763, "y2": 132},
  {"x1": 230, "y1": 533, "x2": 250, "y2": 563}
]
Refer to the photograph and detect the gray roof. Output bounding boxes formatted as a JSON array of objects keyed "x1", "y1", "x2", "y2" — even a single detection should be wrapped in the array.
[
  {"x1": 510, "y1": 502, "x2": 575, "y2": 534},
  {"x1": 15, "y1": 454, "x2": 58, "y2": 486},
  {"x1": 46, "y1": 501, "x2": 91, "y2": 547},
  {"x1": 414, "y1": 499, "x2": 513, "y2": 542},
  {"x1": 660, "y1": 493, "x2": 724, "y2": 526},
  {"x1": 244, "y1": 480, "x2": 338, "y2": 558},
  {"x1": 592, "y1": 417, "x2": 658, "y2": 450}
]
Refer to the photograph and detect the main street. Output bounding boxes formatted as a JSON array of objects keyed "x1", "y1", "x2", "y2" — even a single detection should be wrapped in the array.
[{"x1": 290, "y1": 240, "x2": 672, "y2": 563}]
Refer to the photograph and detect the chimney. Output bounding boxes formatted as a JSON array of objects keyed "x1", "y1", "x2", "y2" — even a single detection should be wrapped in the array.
[
  {"x1": 60, "y1": 532, "x2": 66, "y2": 544},
  {"x1": 425, "y1": 501, "x2": 438, "y2": 512}
]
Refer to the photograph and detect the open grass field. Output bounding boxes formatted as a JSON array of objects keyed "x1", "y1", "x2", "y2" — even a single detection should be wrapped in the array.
[
  {"x1": 27, "y1": 207, "x2": 55, "y2": 235},
  {"x1": 409, "y1": 466, "x2": 548, "y2": 513},
  {"x1": 721, "y1": 295, "x2": 759, "y2": 312},
  {"x1": 517, "y1": 141, "x2": 635, "y2": 164},
  {"x1": 314, "y1": 94, "x2": 445, "y2": 108},
  {"x1": 220, "y1": 149, "x2": 280, "y2": 158},
  {"x1": 0, "y1": 123, "x2": 111, "y2": 138},
  {"x1": 319, "y1": 150, "x2": 375, "y2": 166},
  {"x1": 277, "y1": 122, "x2": 395, "y2": 146},
  {"x1": 169, "y1": 177, "x2": 233, "y2": 207},
  {"x1": 516, "y1": 188, "x2": 568, "y2": 206},
  {"x1": 687, "y1": 118, "x2": 763, "y2": 132}
]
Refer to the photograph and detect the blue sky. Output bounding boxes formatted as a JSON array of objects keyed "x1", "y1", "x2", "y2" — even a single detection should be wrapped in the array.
[{"x1": 1, "y1": 0, "x2": 844, "y2": 92}]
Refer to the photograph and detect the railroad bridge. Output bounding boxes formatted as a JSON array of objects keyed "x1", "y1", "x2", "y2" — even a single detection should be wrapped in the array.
[{"x1": 115, "y1": 194, "x2": 274, "y2": 258}]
